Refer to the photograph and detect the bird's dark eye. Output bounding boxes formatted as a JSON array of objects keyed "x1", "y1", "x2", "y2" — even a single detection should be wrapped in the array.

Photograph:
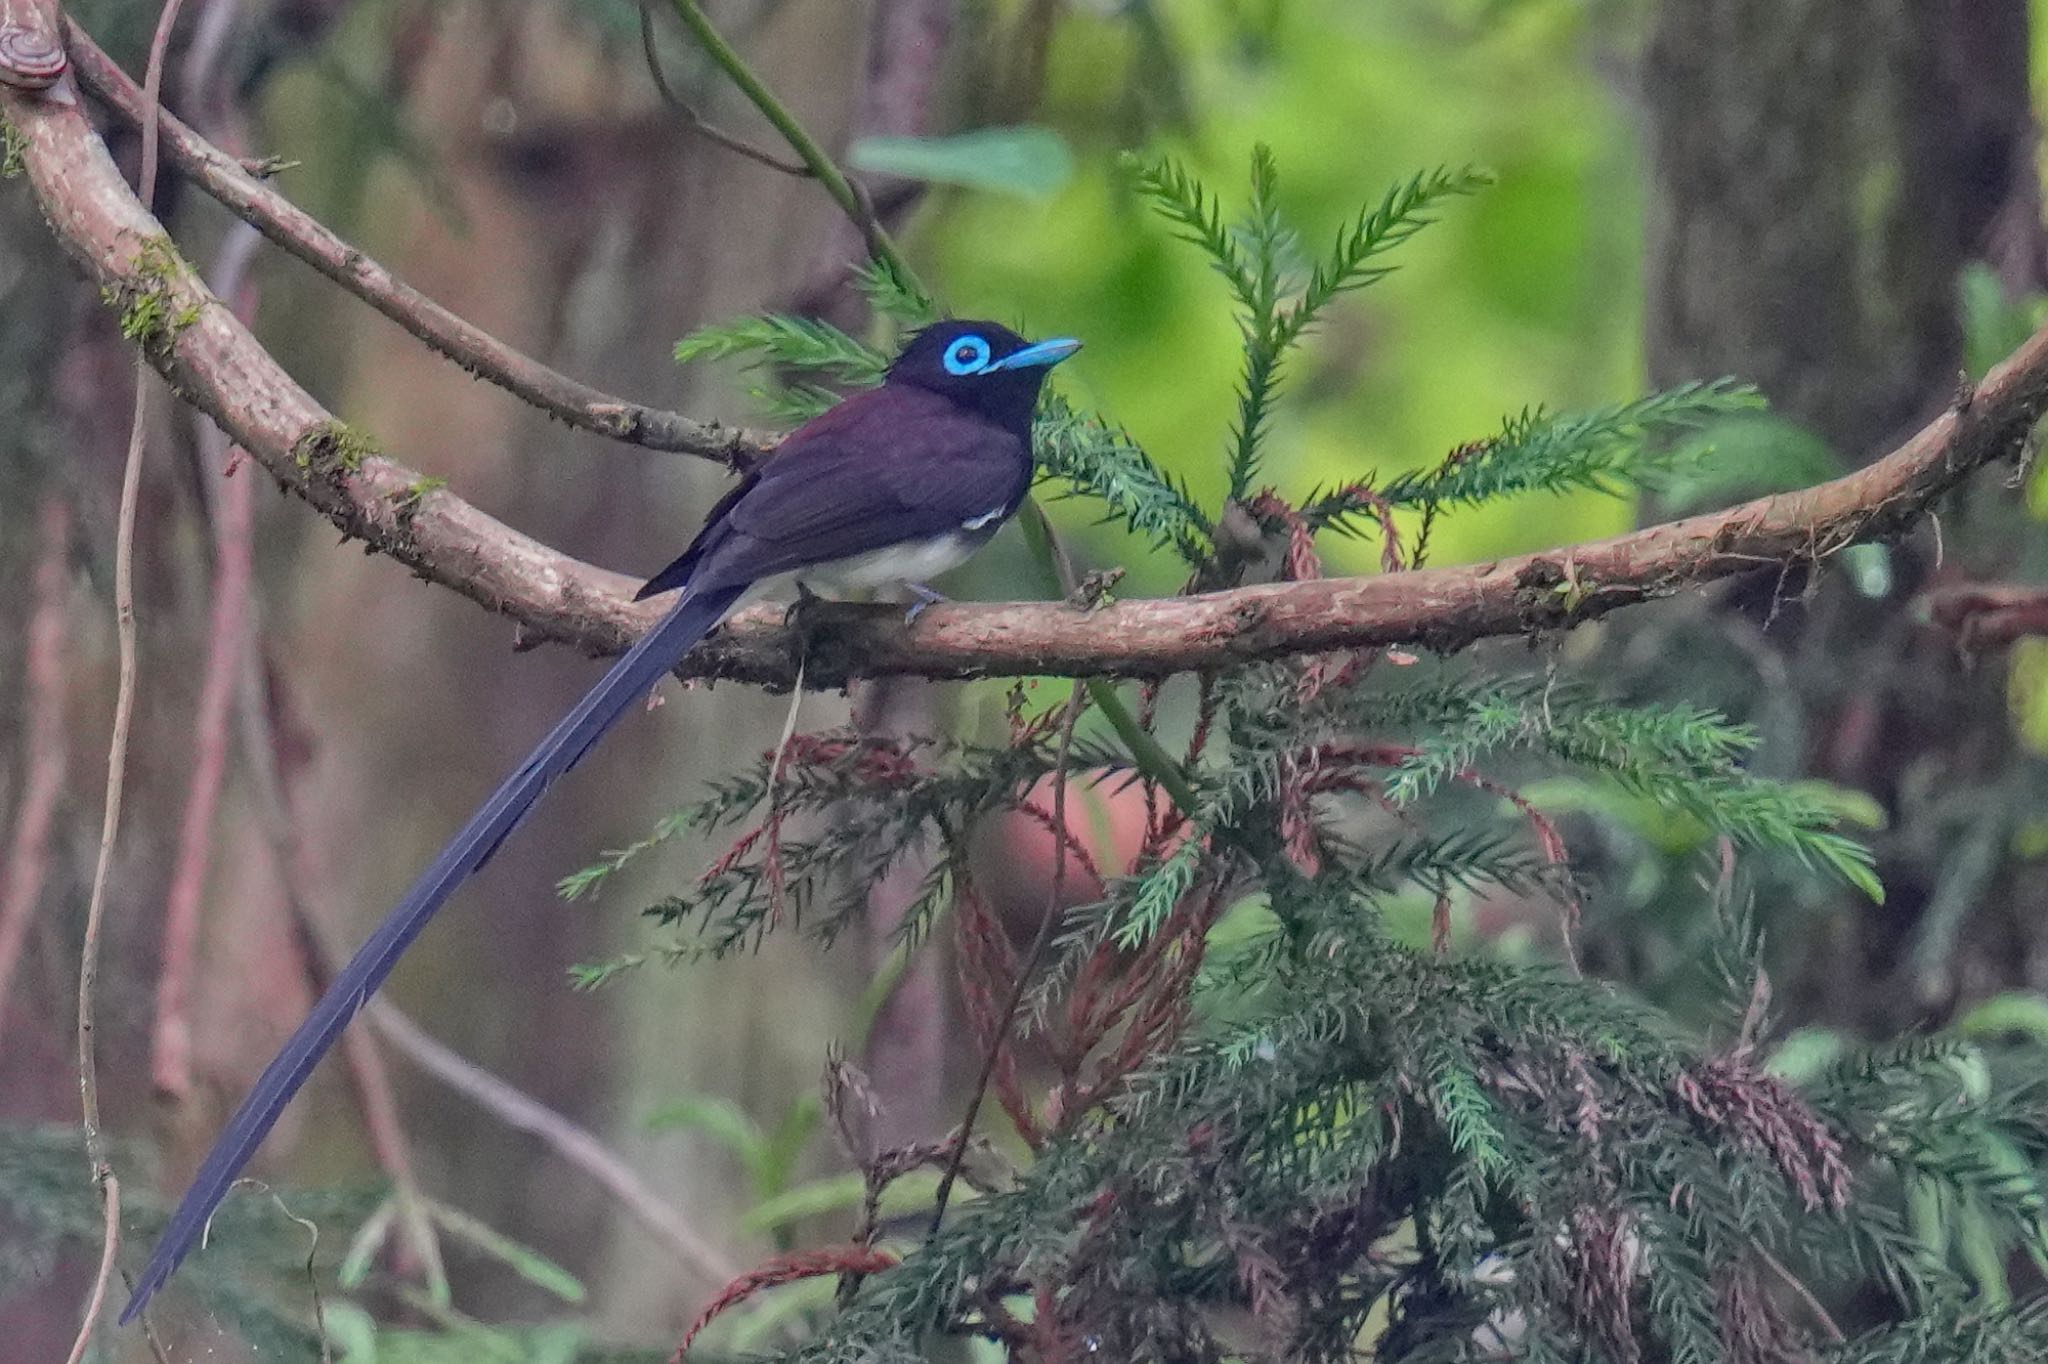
[{"x1": 943, "y1": 334, "x2": 992, "y2": 376}]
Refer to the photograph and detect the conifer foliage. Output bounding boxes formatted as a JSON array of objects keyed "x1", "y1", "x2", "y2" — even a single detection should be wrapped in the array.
[
  {"x1": 580, "y1": 152, "x2": 2048, "y2": 1362},
  {"x1": 24, "y1": 151, "x2": 2041, "y2": 1362}
]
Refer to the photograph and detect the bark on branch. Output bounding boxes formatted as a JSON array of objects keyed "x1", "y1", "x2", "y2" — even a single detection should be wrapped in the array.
[{"x1": 7, "y1": 68, "x2": 2045, "y2": 690}]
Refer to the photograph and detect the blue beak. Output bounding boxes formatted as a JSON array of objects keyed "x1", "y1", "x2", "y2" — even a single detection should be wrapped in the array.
[{"x1": 987, "y1": 337, "x2": 1082, "y2": 372}]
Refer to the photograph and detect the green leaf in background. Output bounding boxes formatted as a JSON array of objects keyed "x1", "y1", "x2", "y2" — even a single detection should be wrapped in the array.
[
  {"x1": 849, "y1": 127, "x2": 1076, "y2": 200},
  {"x1": 1650, "y1": 412, "x2": 1844, "y2": 515},
  {"x1": 755, "y1": 1094, "x2": 824, "y2": 1207},
  {"x1": 646, "y1": 1091, "x2": 821, "y2": 1210},
  {"x1": 737, "y1": 1171, "x2": 868, "y2": 1236},
  {"x1": 1955, "y1": 993, "x2": 2048, "y2": 1049},
  {"x1": 331, "y1": 1317, "x2": 585, "y2": 1364},
  {"x1": 1959, "y1": 261, "x2": 2048, "y2": 382},
  {"x1": 644, "y1": 1093, "x2": 768, "y2": 1166},
  {"x1": 425, "y1": 1200, "x2": 585, "y2": 1305},
  {"x1": 327, "y1": 1302, "x2": 381, "y2": 1361},
  {"x1": 1765, "y1": 1026, "x2": 1848, "y2": 1084},
  {"x1": 738, "y1": 1168, "x2": 946, "y2": 1236}
]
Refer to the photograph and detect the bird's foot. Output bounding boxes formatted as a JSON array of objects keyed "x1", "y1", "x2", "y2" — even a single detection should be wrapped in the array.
[
  {"x1": 782, "y1": 580, "x2": 826, "y2": 629},
  {"x1": 903, "y1": 582, "x2": 947, "y2": 625},
  {"x1": 780, "y1": 583, "x2": 836, "y2": 675}
]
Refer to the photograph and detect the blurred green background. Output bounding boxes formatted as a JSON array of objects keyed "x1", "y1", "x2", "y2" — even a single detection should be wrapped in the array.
[{"x1": 9, "y1": 0, "x2": 2048, "y2": 1356}]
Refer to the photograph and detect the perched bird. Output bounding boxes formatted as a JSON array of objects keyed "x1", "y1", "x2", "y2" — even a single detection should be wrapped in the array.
[{"x1": 122, "y1": 320, "x2": 1080, "y2": 1322}]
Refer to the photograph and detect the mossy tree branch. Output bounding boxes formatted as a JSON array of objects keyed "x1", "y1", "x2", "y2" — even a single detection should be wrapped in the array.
[{"x1": 5, "y1": 63, "x2": 2043, "y2": 692}]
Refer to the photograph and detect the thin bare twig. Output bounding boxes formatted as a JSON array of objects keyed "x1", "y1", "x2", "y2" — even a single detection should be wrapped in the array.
[
  {"x1": 666, "y1": 0, "x2": 908, "y2": 278},
  {"x1": 262, "y1": 1190, "x2": 334, "y2": 1364},
  {"x1": 236, "y1": 628, "x2": 717, "y2": 1292},
  {"x1": 764, "y1": 653, "x2": 808, "y2": 923},
  {"x1": 0, "y1": 496, "x2": 71, "y2": 1010},
  {"x1": 150, "y1": 0, "x2": 261, "y2": 1110},
  {"x1": 789, "y1": 0, "x2": 950, "y2": 315},
  {"x1": 62, "y1": 1171, "x2": 122, "y2": 1364},
  {"x1": 929, "y1": 680, "x2": 1088, "y2": 1234},
  {"x1": 1754, "y1": 1243, "x2": 1844, "y2": 1345},
  {"x1": 69, "y1": 3, "x2": 189, "y2": 1355},
  {"x1": 637, "y1": 0, "x2": 812, "y2": 177},
  {"x1": 367, "y1": 1002, "x2": 738, "y2": 1289},
  {"x1": 60, "y1": 22, "x2": 766, "y2": 465},
  {"x1": 232, "y1": 638, "x2": 444, "y2": 1292}
]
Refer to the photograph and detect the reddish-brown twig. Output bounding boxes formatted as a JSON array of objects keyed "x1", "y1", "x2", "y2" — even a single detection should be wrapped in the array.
[
  {"x1": 1012, "y1": 798, "x2": 1108, "y2": 894},
  {"x1": 1925, "y1": 581, "x2": 2048, "y2": 650},
  {"x1": 931, "y1": 681, "x2": 1089, "y2": 1232},
  {"x1": 1459, "y1": 769, "x2": 1583, "y2": 970},
  {"x1": 0, "y1": 496, "x2": 71, "y2": 1012},
  {"x1": 1246, "y1": 489, "x2": 1327, "y2": 583},
  {"x1": 671, "y1": 1246, "x2": 897, "y2": 1362},
  {"x1": 1289, "y1": 739, "x2": 1586, "y2": 961},
  {"x1": 151, "y1": 228, "x2": 261, "y2": 1100},
  {"x1": 951, "y1": 879, "x2": 1038, "y2": 1144}
]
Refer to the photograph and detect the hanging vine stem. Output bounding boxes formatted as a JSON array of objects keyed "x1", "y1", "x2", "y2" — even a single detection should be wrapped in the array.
[
  {"x1": 70, "y1": 2, "x2": 191, "y2": 1357},
  {"x1": 638, "y1": 0, "x2": 814, "y2": 177}
]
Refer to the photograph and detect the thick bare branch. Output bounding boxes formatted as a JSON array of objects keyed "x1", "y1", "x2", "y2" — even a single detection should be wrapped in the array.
[
  {"x1": 62, "y1": 22, "x2": 768, "y2": 465},
  {"x1": 7, "y1": 73, "x2": 2045, "y2": 690},
  {"x1": 1926, "y1": 582, "x2": 2048, "y2": 650}
]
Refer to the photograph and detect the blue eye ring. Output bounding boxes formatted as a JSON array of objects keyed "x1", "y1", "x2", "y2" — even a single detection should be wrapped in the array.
[{"x1": 943, "y1": 334, "x2": 992, "y2": 376}]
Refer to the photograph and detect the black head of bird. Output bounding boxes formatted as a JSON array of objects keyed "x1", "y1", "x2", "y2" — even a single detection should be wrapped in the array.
[{"x1": 887, "y1": 320, "x2": 1082, "y2": 435}]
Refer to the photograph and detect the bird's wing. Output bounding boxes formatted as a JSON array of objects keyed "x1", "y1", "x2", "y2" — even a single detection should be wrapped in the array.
[
  {"x1": 686, "y1": 387, "x2": 1031, "y2": 593},
  {"x1": 636, "y1": 464, "x2": 760, "y2": 600}
]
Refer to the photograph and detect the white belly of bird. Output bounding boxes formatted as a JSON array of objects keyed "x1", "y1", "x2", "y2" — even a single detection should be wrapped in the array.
[{"x1": 796, "y1": 533, "x2": 980, "y2": 595}]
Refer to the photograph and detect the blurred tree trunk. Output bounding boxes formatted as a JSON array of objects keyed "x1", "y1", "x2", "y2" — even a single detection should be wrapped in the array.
[
  {"x1": 1647, "y1": 0, "x2": 2038, "y2": 459},
  {"x1": 0, "y1": 104, "x2": 214, "y2": 1354},
  {"x1": 261, "y1": 1, "x2": 878, "y2": 1331},
  {"x1": 4, "y1": 0, "x2": 886, "y2": 1340},
  {"x1": 1641, "y1": 0, "x2": 2047, "y2": 1030}
]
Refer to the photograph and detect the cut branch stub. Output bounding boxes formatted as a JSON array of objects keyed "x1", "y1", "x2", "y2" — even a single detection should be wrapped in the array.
[{"x1": 0, "y1": 0, "x2": 64, "y2": 92}]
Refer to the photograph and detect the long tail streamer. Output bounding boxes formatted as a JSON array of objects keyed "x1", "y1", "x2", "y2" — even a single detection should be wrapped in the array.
[{"x1": 121, "y1": 584, "x2": 744, "y2": 1322}]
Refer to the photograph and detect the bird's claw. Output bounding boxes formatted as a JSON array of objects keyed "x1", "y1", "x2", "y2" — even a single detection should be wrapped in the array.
[
  {"x1": 903, "y1": 582, "x2": 947, "y2": 626},
  {"x1": 782, "y1": 583, "x2": 836, "y2": 672},
  {"x1": 782, "y1": 581, "x2": 825, "y2": 628}
]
